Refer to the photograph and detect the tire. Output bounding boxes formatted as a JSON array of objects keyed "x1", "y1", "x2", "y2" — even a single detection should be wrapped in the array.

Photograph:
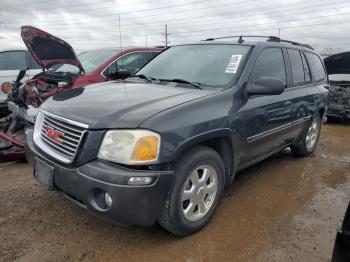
[
  {"x1": 291, "y1": 113, "x2": 321, "y2": 157},
  {"x1": 158, "y1": 145, "x2": 225, "y2": 236}
]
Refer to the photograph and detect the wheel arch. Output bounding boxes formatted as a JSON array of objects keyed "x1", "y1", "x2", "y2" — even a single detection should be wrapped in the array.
[{"x1": 173, "y1": 129, "x2": 236, "y2": 186}]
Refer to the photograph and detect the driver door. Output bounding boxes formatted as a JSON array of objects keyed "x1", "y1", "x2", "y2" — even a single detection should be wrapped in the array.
[{"x1": 238, "y1": 47, "x2": 293, "y2": 165}]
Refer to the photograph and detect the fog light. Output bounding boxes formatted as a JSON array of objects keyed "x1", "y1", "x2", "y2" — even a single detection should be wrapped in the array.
[
  {"x1": 128, "y1": 176, "x2": 152, "y2": 185},
  {"x1": 104, "y1": 192, "x2": 113, "y2": 207}
]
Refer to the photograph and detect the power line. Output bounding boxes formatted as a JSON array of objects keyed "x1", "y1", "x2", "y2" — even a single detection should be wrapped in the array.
[
  {"x1": 2, "y1": 0, "x2": 259, "y2": 24},
  {"x1": 1, "y1": 0, "x2": 162, "y2": 9},
  {"x1": 36, "y1": 20, "x2": 350, "y2": 44},
  {"x1": 167, "y1": 11, "x2": 350, "y2": 36},
  {"x1": 5, "y1": 7, "x2": 350, "y2": 39},
  {"x1": 3, "y1": 0, "x2": 348, "y2": 33}
]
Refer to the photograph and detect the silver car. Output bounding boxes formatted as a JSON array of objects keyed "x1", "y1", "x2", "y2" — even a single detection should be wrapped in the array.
[{"x1": 0, "y1": 49, "x2": 41, "y2": 117}]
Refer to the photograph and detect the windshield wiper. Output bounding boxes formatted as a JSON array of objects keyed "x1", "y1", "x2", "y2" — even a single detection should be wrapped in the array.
[
  {"x1": 158, "y1": 78, "x2": 202, "y2": 89},
  {"x1": 132, "y1": 74, "x2": 154, "y2": 82}
]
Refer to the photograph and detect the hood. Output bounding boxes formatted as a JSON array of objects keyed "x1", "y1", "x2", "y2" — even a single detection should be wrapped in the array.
[
  {"x1": 41, "y1": 81, "x2": 217, "y2": 129},
  {"x1": 324, "y1": 52, "x2": 350, "y2": 75},
  {"x1": 21, "y1": 26, "x2": 84, "y2": 73}
]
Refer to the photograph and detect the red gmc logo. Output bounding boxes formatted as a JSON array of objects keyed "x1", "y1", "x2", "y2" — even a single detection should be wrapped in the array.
[{"x1": 45, "y1": 126, "x2": 64, "y2": 143}]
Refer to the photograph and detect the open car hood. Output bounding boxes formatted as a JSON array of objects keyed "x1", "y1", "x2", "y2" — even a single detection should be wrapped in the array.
[
  {"x1": 21, "y1": 26, "x2": 84, "y2": 73},
  {"x1": 324, "y1": 51, "x2": 350, "y2": 75}
]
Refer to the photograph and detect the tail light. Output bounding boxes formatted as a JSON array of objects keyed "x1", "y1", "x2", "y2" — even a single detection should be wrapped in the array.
[{"x1": 1, "y1": 82, "x2": 12, "y2": 94}]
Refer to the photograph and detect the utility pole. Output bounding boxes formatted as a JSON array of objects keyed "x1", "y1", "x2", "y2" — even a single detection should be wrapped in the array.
[
  {"x1": 145, "y1": 35, "x2": 148, "y2": 47},
  {"x1": 165, "y1": 24, "x2": 168, "y2": 47},
  {"x1": 118, "y1": 14, "x2": 122, "y2": 50},
  {"x1": 161, "y1": 24, "x2": 170, "y2": 47},
  {"x1": 278, "y1": 28, "x2": 281, "y2": 37}
]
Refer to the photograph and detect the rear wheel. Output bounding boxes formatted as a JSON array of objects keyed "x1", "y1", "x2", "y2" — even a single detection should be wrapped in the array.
[
  {"x1": 158, "y1": 146, "x2": 225, "y2": 236},
  {"x1": 291, "y1": 113, "x2": 321, "y2": 156}
]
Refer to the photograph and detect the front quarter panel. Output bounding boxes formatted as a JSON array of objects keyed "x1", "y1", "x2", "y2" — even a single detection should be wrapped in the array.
[{"x1": 140, "y1": 88, "x2": 238, "y2": 163}]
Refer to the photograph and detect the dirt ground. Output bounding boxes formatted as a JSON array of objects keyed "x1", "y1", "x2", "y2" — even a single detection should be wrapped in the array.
[{"x1": 0, "y1": 121, "x2": 349, "y2": 262}]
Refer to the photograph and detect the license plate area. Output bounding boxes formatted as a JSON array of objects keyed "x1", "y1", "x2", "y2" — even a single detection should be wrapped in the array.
[{"x1": 33, "y1": 158, "x2": 54, "y2": 191}]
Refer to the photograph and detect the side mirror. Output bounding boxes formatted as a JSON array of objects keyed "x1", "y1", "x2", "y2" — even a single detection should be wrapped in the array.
[
  {"x1": 15, "y1": 69, "x2": 27, "y2": 84},
  {"x1": 247, "y1": 77, "x2": 284, "y2": 96}
]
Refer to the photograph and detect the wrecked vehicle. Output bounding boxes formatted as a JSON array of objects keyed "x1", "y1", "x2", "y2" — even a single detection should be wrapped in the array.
[
  {"x1": 324, "y1": 52, "x2": 350, "y2": 122},
  {"x1": 332, "y1": 202, "x2": 350, "y2": 261},
  {"x1": 25, "y1": 36, "x2": 328, "y2": 236},
  {"x1": 0, "y1": 48, "x2": 41, "y2": 117},
  {"x1": 0, "y1": 26, "x2": 162, "y2": 162}
]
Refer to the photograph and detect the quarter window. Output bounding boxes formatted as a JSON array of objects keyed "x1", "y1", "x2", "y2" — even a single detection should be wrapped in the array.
[
  {"x1": 305, "y1": 52, "x2": 326, "y2": 82},
  {"x1": 301, "y1": 52, "x2": 311, "y2": 83},
  {"x1": 250, "y1": 48, "x2": 286, "y2": 86},
  {"x1": 0, "y1": 51, "x2": 26, "y2": 70},
  {"x1": 287, "y1": 49, "x2": 305, "y2": 86}
]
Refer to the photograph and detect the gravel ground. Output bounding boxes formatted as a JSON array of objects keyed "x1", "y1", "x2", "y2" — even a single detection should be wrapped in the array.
[{"x1": 0, "y1": 121, "x2": 349, "y2": 262}]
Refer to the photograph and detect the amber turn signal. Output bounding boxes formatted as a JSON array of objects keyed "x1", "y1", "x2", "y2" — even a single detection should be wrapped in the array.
[{"x1": 132, "y1": 136, "x2": 159, "y2": 161}]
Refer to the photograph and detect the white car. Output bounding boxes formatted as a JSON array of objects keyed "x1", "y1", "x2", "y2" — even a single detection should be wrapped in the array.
[{"x1": 0, "y1": 49, "x2": 41, "y2": 117}]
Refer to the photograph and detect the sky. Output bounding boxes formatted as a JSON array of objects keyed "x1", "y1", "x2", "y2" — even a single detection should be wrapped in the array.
[{"x1": 0, "y1": 0, "x2": 350, "y2": 52}]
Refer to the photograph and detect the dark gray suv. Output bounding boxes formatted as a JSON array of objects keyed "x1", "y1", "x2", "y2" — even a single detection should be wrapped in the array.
[{"x1": 25, "y1": 36, "x2": 328, "y2": 236}]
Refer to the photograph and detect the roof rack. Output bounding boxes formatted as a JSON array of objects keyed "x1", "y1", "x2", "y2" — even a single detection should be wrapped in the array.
[{"x1": 202, "y1": 35, "x2": 314, "y2": 50}]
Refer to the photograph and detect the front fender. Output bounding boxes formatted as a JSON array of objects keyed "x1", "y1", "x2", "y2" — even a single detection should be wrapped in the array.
[{"x1": 172, "y1": 128, "x2": 233, "y2": 161}]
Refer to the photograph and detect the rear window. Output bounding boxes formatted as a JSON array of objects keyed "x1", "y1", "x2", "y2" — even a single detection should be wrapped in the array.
[
  {"x1": 0, "y1": 51, "x2": 26, "y2": 70},
  {"x1": 305, "y1": 52, "x2": 326, "y2": 82},
  {"x1": 287, "y1": 49, "x2": 305, "y2": 86}
]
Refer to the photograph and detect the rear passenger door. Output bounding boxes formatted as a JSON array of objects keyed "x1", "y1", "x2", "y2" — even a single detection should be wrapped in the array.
[
  {"x1": 238, "y1": 47, "x2": 293, "y2": 164},
  {"x1": 288, "y1": 49, "x2": 325, "y2": 138}
]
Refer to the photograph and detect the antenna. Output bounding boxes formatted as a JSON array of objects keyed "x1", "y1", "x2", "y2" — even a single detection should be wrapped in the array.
[{"x1": 118, "y1": 14, "x2": 123, "y2": 70}]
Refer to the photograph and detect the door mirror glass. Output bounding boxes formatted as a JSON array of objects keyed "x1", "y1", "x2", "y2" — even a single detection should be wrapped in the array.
[{"x1": 247, "y1": 77, "x2": 284, "y2": 96}]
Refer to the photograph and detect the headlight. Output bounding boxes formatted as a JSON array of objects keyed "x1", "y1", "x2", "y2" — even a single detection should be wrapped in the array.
[{"x1": 98, "y1": 129, "x2": 160, "y2": 165}]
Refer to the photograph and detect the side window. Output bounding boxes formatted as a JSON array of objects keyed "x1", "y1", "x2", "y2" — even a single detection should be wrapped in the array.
[
  {"x1": 104, "y1": 52, "x2": 150, "y2": 77},
  {"x1": 148, "y1": 52, "x2": 160, "y2": 60},
  {"x1": 305, "y1": 52, "x2": 326, "y2": 82},
  {"x1": 0, "y1": 51, "x2": 26, "y2": 70},
  {"x1": 287, "y1": 49, "x2": 305, "y2": 86},
  {"x1": 301, "y1": 52, "x2": 311, "y2": 83},
  {"x1": 250, "y1": 48, "x2": 286, "y2": 86}
]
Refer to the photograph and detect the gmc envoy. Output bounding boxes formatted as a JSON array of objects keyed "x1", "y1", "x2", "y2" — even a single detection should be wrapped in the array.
[{"x1": 25, "y1": 36, "x2": 328, "y2": 236}]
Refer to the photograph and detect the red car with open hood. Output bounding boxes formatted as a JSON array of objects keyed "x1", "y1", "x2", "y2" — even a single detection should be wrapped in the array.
[{"x1": 0, "y1": 26, "x2": 162, "y2": 162}]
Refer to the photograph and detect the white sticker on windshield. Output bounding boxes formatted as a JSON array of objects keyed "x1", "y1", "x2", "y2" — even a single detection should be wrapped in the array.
[{"x1": 225, "y1": 55, "x2": 242, "y2": 74}]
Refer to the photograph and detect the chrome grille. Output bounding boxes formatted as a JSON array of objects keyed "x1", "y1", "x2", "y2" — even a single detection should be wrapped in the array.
[{"x1": 34, "y1": 110, "x2": 89, "y2": 164}]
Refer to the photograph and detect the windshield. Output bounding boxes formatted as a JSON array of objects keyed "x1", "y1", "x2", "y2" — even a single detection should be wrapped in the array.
[
  {"x1": 136, "y1": 44, "x2": 250, "y2": 88},
  {"x1": 56, "y1": 50, "x2": 116, "y2": 74}
]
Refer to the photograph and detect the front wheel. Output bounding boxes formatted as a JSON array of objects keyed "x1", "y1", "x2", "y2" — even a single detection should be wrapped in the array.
[
  {"x1": 158, "y1": 146, "x2": 225, "y2": 236},
  {"x1": 291, "y1": 113, "x2": 321, "y2": 157}
]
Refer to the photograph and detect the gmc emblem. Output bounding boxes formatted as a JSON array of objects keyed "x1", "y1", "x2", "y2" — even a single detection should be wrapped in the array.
[{"x1": 45, "y1": 126, "x2": 64, "y2": 143}]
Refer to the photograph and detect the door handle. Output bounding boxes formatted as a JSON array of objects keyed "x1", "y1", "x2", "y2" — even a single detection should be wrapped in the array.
[{"x1": 283, "y1": 101, "x2": 292, "y2": 106}]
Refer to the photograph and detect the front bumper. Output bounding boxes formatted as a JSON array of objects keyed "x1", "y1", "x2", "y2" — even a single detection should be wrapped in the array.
[{"x1": 25, "y1": 128, "x2": 174, "y2": 226}]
